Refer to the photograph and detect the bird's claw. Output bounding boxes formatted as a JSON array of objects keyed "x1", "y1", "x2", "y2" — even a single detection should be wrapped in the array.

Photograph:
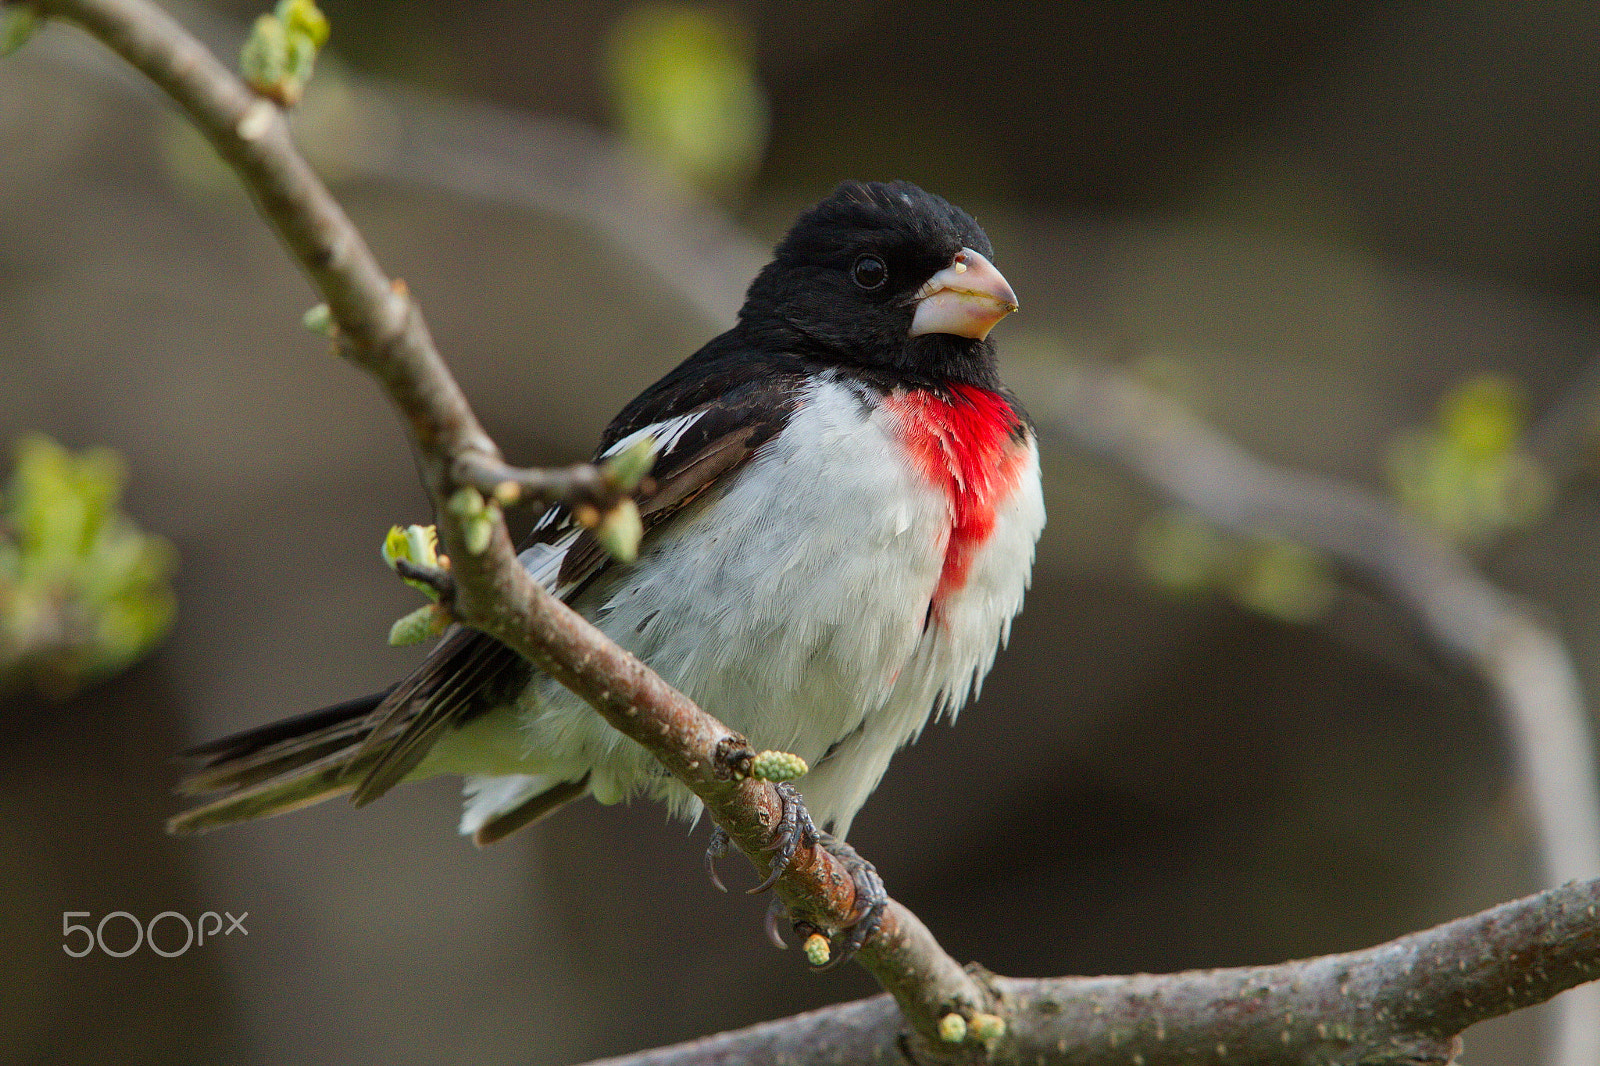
[
  {"x1": 704, "y1": 825, "x2": 730, "y2": 893},
  {"x1": 702, "y1": 782, "x2": 815, "y2": 895},
  {"x1": 749, "y1": 781, "x2": 816, "y2": 894},
  {"x1": 808, "y1": 831, "x2": 887, "y2": 971},
  {"x1": 763, "y1": 897, "x2": 790, "y2": 949},
  {"x1": 702, "y1": 784, "x2": 883, "y2": 967}
]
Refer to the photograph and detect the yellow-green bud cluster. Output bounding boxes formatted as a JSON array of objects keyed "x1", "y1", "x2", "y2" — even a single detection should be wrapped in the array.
[
  {"x1": 446, "y1": 488, "x2": 498, "y2": 556},
  {"x1": 240, "y1": 0, "x2": 331, "y2": 107},
  {"x1": 750, "y1": 749, "x2": 808, "y2": 783}
]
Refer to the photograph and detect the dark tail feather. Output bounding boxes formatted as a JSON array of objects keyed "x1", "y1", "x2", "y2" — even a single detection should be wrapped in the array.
[
  {"x1": 472, "y1": 775, "x2": 589, "y2": 847},
  {"x1": 348, "y1": 632, "x2": 524, "y2": 806},
  {"x1": 170, "y1": 630, "x2": 527, "y2": 835},
  {"x1": 167, "y1": 690, "x2": 389, "y2": 835}
]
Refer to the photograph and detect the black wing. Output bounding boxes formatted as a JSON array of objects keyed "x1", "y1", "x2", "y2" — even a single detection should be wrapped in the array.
[{"x1": 348, "y1": 351, "x2": 809, "y2": 804}]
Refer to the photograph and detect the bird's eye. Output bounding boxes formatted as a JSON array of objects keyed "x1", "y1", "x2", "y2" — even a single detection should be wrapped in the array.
[{"x1": 851, "y1": 254, "x2": 888, "y2": 291}]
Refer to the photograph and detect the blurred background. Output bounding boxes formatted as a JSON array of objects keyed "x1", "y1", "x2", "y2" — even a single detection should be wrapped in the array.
[{"x1": 4, "y1": 1, "x2": 1600, "y2": 1063}]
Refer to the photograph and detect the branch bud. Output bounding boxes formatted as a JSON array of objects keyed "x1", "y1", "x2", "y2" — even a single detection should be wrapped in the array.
[
  {"x1": 388, "y1": 603, "x2": 448, "y2": 646},
  {"x1": 240, "y1": 0, "x2": 330, "y2": 107},
  {"x1": 446, "y1": 486, "x2": 487, "y2": 519},
  {"x1": 594, "y1": 499, "x2": 643, "y2": 563},
  {"x1": 750, "y1": 749, "x2": 808, "y2": 783},
  {"x1": 602, "y1": 435, "x2": 658, "y2": 493},
  {"x1": 381, "y1": 524, "x2": 443, "y2": 599},
  {"x1": 301, "y1": 301, "x2": 334, "y2": 337},
  {"x1": 969, "y1": 1012, "x2": 1006, "y2": 1043},
  {"x1": 464, "y1": 512, "x2": 494, "y2": 555},
  {"x1": 443, "y1": 488, "x2": 499, "y2": 555}
]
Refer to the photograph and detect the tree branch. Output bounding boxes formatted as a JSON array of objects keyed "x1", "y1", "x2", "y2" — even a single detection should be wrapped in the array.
[
  {"x1": 584, "y1": 877, "x2": 1600, "y2": 1066},
  {"x1": 451, "y1": 450, "x2": 633, "y2": 515},
  {"x1": 27, "y1": 0, "x2": 989, "y2": 1050}
]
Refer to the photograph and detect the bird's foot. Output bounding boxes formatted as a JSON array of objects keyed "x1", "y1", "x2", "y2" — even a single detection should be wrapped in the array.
[
  {"x1": 699, "y1": 774, "x2": 883, "y2": 967},
  {"x1": 804, "y1": 832, "x2": 887, "y2": 970},
  {"x1": 749, "y1": 781, "x2": 817, "y2": 893},
  {"x1": 763, "y1": 830, "x2": 888, "y2": 970},
  {"x1": 702, "y1": 781, "x2": 818, "y2": 895},
  {"x1": 704, "y1": 824, "x2": 731, "y2": 893}
]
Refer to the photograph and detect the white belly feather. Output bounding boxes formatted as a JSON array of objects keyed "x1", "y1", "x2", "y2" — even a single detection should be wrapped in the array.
[{"x1": 445, "y1": 376, "x2": 1045, "y2": 839}]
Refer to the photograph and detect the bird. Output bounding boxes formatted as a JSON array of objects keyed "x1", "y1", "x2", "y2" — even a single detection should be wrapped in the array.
[{"x1": 169, "y1": 179, "x2": 1045, "y2": 953}]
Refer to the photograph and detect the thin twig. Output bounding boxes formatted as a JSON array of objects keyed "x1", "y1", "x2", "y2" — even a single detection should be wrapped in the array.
[
  {"x1": 391, "y1": 558, "x2": 454, "y2": 602},
  {"x1": 1020, "y1": 360, "x2": 1600, "y2": 885},
  {"x1": 451, "y1": 450, "x2": 623, "y2": 512}
]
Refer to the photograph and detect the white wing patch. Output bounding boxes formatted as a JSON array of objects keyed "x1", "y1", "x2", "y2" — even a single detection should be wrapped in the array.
[
  {"x1": 518, "y1": 526, "x2": 582, "y2": 593},
  {"x1": 532, "y1": 506, "x2": 569, "y2": 532},
  {"x1": 598, "y1": 409, "x2": 707, "y2": 462},
  {"x1": 459, "y1": 773, "x2": 550, "y2": 837}
]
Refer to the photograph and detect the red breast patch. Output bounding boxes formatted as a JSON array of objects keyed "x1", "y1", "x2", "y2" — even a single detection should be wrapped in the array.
[{"x1": 884, "y1": 384, "x2": 1027, "y2": 612}]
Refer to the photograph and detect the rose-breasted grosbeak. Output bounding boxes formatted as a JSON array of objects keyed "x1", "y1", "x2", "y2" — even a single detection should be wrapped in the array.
[{"x1": 170, "y1": 181, "x2": 1045, "y2": 946}]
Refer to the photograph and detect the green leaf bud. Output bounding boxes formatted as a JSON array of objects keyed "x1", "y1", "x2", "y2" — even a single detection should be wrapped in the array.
[
  {"x1": 602, "y1": 435, "x2": 658, "y2": 492},
  {"x1": 302, "y1": 302, "x2": 334, "y2": 337},
  {"x1": 595, "y1": 499, "x2": 643, "y2": 563},
  {"x1": 388, "y1": 603, "x2": 446, "y2": 646},
  {"x1": 750, "y1": 749, "x2": 808, "y2": 783},
  {"x1": 938, "y1": 1013, "x2": 967, "y2": 1044}
]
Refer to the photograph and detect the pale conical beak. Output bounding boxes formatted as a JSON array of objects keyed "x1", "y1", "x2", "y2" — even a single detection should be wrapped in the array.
[{"x1": 908, "y1": 247, "x2": 1019, "y2": 341}]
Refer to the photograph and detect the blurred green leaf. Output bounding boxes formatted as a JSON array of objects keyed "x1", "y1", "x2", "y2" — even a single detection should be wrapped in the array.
[
  {"x1": 602, "y1": 3, "x2": 769, "y2": 195},
  {"x1": 1439, "y1": 373, "x2": 1525, "y2": 460},
  {"x1": 1134, "y1": 509, "x2": 1233, "y2": 597},
  {"x1": 0, "y1": 435, "x2": 178, "y2": 699},
  {"x1": 1228, "y1": 538, "x2": 1336, "y2": 624},
  {"x1": 1386, "y1": 373, "x2": 1550, "y2": 546},
  {"x1": 1, "y1": 4, "x2": 41, "y2": 58},
  {"x1": 1137, "y1": 509, "x2": 1335, "y2": 625},
  {"x1": 279, "y1": 0, "x2": 330, "y2": 48}
]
